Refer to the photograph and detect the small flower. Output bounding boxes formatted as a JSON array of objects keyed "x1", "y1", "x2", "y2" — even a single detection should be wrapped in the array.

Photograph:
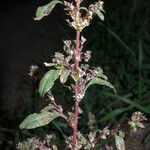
[
  {"x1": 99, "y1": 127, "x2": 110, "y2": 139},
  {"x1": 129, "y1": 112, "x2": 146, "y2": 132},
  {"x1": 118, "y1": 131, "x2": 125, "y2": 138},
  {"x1": 63, "y1": 40, "x2": 73, "y2": 55},
  {"x1": 78, "y1": 107, "x2": 83, "y2": 114},
  {"x1": 84, "y1": 51, "x2": 91, "y2": 62},
  {"x1": 95, "y1": 67, "x2": 103, "y2": 74},
  {"x1": 46, "y1": 133, "x2": 56, "y2": 143},
  {"x1": 28, "y1": 65, "x2": 39, "y2": 77},
  {"x1": 87, "y1": 112, "x2": 96, "y2": 129},
  {"x1": 52, "y1": 52, "x2": 64, "y2": 65},
  {"x1": 81, "y1": 36, "x2": 86, "y2": 45},
  {"x1": 78, "y1": 67, "x2": 85, "y2": 77},
  {"x1": 81, "y1": 64, "x2": 89, "y2": 71},
  {"x1": 77, "y1": 93, "x2": 85, "y2": 100},
  {"x1": 88, "y1": 132, "x2": 96, "y2": 147},
  {"x1": 131, "y1": 112, "x2": 146, "y2": 122},
  {"x1": 67, "y1": 112, "x2": 75, "y2": 128}
]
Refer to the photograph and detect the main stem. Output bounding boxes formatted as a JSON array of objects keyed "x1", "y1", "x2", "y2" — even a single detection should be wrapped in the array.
[
  {"x1": 73, "y1": 1, "x2": 80, "y2": 149},
  {"x1": 73, "y1": 31, "x2": 80, "y2": 149}
]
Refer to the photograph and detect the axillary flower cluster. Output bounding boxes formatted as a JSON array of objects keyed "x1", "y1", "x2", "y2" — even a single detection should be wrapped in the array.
[{"x1": 64, "y1": 0, "x2": 104, "y2": 31}]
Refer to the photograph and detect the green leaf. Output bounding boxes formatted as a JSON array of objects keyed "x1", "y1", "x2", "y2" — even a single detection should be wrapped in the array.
[
  {"x1": 20, "y1": 111, "x2": 63, "y2": 129},
  {"x1": 35, "y1": 0, "x2": 63, "y2": 21},
  {"x1": 96, "y1": 11, "x2": 104, "y2": 21},
  {"x1": 39, "y1": 69, "x2": 61, "y2": 97},
  {"x1": 60, "y1": 69, "x2": 70, "y2": 83},
  {"x1": 84, "y1": 77, "x2": 116, "y2": 93},
  {"x1": 115, "y1": 135, "x2": 125, "y2": 150}
]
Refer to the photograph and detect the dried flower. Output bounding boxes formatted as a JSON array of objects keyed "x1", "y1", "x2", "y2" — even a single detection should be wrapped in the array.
[
  {"x1": 84, "y1": 51, "x2": 91, "y2": 62},
  {"x1": 88, "y1": 112, "x2": 96, "y2": 129},
  {"x1": 64, "y1": 0, "x2": 104, "y2": 31},
  {"x1": 28, "y1": 65, "x2": 39, "y2": 77},
  {"x1": 128, "y1": 112, "x2": 146, "y2": 132},
  {"x1": 100, "y1": 127, "x2": 110, "y2": 139},
  {"x1": 17, "y1": 137, "x2": 50, "y2": 150},
  {"x1": 131, "y1": 111, "x2": 146, "y2": 122},
  {"x1": 67, "y1": 112, "x2": 75, "y2": 128},
  {"x1": 63, "y1": 40, "x2": 74, "y2": 55},
  {"x1": 81, "y1": 64, "x2": 89, "y2": 71},
  {"x1": 52, "y1": 52, "x2": 64, "y2": 65},
  {"x1": 94, "y1": 66, "x2": 103, "y2": 75},
  {"x1": 87, "y1": 132, "x2": 96, "y2": 147}
]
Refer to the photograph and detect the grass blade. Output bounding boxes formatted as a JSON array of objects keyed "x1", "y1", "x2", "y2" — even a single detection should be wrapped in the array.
[{"x1": 103, "y1": 92, "x2": 150, "y2": 114}]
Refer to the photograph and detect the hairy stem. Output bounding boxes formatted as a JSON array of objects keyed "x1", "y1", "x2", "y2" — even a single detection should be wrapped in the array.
[{"x1": 73, "y1": 30, "x2": 80, "y2": 150}]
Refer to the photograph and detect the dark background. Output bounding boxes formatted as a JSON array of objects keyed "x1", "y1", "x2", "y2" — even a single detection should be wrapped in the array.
[{"x1": 0, "y1": 0, "x2": 150, "y2": 149}]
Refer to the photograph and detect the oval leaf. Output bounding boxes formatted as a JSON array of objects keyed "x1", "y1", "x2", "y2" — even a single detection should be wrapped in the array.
[
  {"x1": 35, "y1": 0, "x2": 63, "y2": 21},
  {"x1": 39, "y1": 69, "x2": 61, "y2": 97},
  {"x1": 60, "y1": 69, "x2": 70, "y2": 83},
  {"x1": 84, "y1": 77, "x2": 116, "y2": 93},
  {"x1": 115, "y1": 135, "x2": 125, "y2": 150},
  {"x1": 20, "y1": 111, "x2": 63, "y2": 129}
]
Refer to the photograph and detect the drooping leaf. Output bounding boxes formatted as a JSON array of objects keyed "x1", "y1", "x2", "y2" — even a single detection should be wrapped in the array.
[
  {"x1": 84, "y1": 77, "x2": 116, "y2": 93},
  {"x1": 20, "y1": 111, "x2": 64, "y2": 129},
  {"x1": 115, "y1": 135, "x2": 125, "y2": 150},
  {"x1": 39, "y1": 69, "x2": 61, "y2": 97},
  {"x1": 60, "y1": 69, "x2": 70, "y2": 83},
  {"x1": 35, "y1": 0, "x2": 63, "y2": 21}
]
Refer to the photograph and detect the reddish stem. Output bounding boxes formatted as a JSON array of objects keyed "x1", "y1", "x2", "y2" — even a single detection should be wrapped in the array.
[
  {"x1": 73, "y1": 0, "x2": 81, "y2": 149},
  {"x1": 73, "y1": 30, "x2": 80, "y2": 149}
]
